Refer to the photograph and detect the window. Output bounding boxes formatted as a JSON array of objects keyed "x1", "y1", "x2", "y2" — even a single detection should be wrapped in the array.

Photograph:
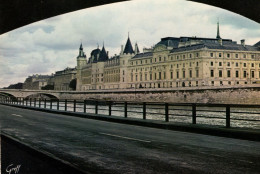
[
  {"x1": 123, "y1": 70, "x2": 125, "y2": 75},
  {"x1": 244, "y1": 71, "x2": 247, "y2": 78},
  {"x1": 150, "y1": 74, "x2": 152, "y2": 80},
  {"x1": 236, "y1": 62, "x2": 239, "y2": 67},
  {"x1": 183, "y1": 71, "x2": 186, "y2": 78},
  {"x1": 196, "y1": 70, "x2": 199, "y2": 77},
  {"x1": 154, "y1": 73, "x2": 157, "y2": 80},
  {"x1": 219, "y1": 53, "x2": 222, "y2": 57},
  {"x1": 227, "y1": 62, "x2": 230, "y2": 67},
  {"x1": 155, "y1": 58, "x2": 156, "y2": 62},
  {"x1": 235, "y1": 54, "x2": 238, "y2": 58},
  {"x1": 244, "y1": 63, "x2": 246, "y2": 67},
  {"x1": 227, "y1": 53, "x2": 230, "y2": 58},
  {"x1": 211, "y1": 70, "x2": 214, "y2": 77},
  {"x1": 236, "y1": 71, "x2": 239, "y2": 78},
  {"x1": 159, "y1": 57, "x2": 161, "y2": 61},
  {"x1": 177, "y1": 71, "x2": 179, "y2": 78},
  {"x1": 196, "y1": 81, "x2": 198, "y2": 86},
  {"x1": 183, "y1": 63, "x2": 185, "y2": 67},
  {"x1": 177, "y1": 64, "x2": 179, "y2": 68},
  {"x1": 164, "y1": 72, "x2": 166, "y2": 79},
  {"x1": 251, "y1": 55, "x2": 255, "y2": 58},
  {"x1": 190, "y1": 62, "x2": 192, "y2": 67},
  {"x1": 227, "y1": 70, "x2": 231, "y2": 77},
  {"x1": 190, "y1": 70, "x2": 192, "y2": 78},
  {"x1": 251, "y1": 71, "x2": 255, "y2": 78},
  {"x1": 196, "y1": 62, "x2": 199, "y2": 66},
  {"x1": 170, "y1": 72, "x2": 173, "y2": 79},
  {"x1": 219, "y1": 70, "x2": 222, "y2": 77},
  {"x1": 220, "y1": 81, "x2": 223, "y2": 86},
  {"x1": 210, "y1": 53, "x2": 213, "y2": 57},
  {"x1": 219, "y1": 62, "x2": 222, "y2": 66},
  {"x1": 243, "y1": 54, "x2": 246, "y2": 58},
  {"x1": 140, "y1": 74, "x2": 142, "y2": 81},
  {"x1": 211, "y1": 81, "x2": 214, "y2": 86},
  {"x1": 190, "y1": 54, "x2": 192, "y2": 58},
  {"x1": 159, "y1": 72, "x2": 161, "y2": 80},
  {"x1": 228, "y1": 81, "x2": 231, "y2": 85},
  {"x1": 211, "y1": 62, "x2": 214, "y2": 66},
  {"x1": 252, "y1": 63, "x2": 254, "y2": 67},
  {"x1": 183, "y1": 55, "x2": 185, "y2": 59},
  {"x1": 145, "y1": 74, "x2": 147, "y2": 81},
  {"x1": 196, "y1": 53, "x2": 199, "y2": 57},
  {"x1": 136, "y1": 75, "x2": 138, "y2": 81}
]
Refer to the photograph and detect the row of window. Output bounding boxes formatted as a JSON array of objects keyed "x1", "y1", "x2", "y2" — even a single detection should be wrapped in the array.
[
  {"x1": 210, "y1": 70, "x2": 259, "y2": 78},
  {"x1": 210, "y1": 61, "x2": 259, "y2": 68},
  {"x1": 210, "y1": 52, "x2": 256, "y2": 59}
]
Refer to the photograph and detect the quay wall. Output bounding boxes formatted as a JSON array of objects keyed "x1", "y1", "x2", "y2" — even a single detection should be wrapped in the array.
[{"x1": 59, "y1": 86, "x2": 260, "y2": 104}]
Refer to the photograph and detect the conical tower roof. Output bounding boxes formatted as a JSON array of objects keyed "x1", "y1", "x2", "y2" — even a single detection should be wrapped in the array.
[
  {"x1": 98, "y1": 45, "x2": 108, "y2": 62},
  {"x1": 123, "y1": 36, "x2": 134, "y2": 54}
]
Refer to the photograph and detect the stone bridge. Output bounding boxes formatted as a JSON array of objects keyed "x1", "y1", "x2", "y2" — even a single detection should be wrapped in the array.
[{"x1": 1, "y1": 85, "x2": 260, "y2": 104}]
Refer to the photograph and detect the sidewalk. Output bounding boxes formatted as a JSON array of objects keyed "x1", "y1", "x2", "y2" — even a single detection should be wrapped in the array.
[{"x1": 1, "y1": 103, "x2": 260, "y2": 141}]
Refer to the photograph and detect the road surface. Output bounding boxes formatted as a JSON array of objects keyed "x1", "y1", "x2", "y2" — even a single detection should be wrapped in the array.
[{"x1": 0, "y1": 104, "x2": 260, "y2": 173}]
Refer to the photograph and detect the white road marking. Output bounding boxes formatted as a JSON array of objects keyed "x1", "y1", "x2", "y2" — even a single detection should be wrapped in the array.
[
  {"x1": 99, "y1": 132, "x2": 151, "y2": 143},
  {"x1": 11, "y1": 114, "x2": 23, "y2": 117}
]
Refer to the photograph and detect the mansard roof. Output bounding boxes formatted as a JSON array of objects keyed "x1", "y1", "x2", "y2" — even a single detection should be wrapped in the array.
[
  {"x1": 170, "y1": 41, "x2": 260, "y2": 53},
  {"x1": 156, "y1": 37, "x2": 180, "y2": 48},
  {"x1": 88, "y1": 48, "x2": 100, "y2": 63},
  {"x1": 254, "y1": 41, "x2": 260, "y2": 47},
  {"x1": 124, "y1": 37, "x2": 134, "y2": 54},
  {"x1": 132, "y1": 52, "x2": 153, "y2": 59}
]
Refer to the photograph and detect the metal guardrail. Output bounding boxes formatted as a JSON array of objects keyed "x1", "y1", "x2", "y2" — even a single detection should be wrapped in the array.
[{"x1": 1, "y1": 97, "x2": 260, "y2": 129}]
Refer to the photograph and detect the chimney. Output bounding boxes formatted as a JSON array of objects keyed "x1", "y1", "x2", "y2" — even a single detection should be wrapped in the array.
[
  {"x1": 218, "y1": 38, "x2": 222, "y2": 46},
  {"x1": 121, "y1": 45, "x2": 124, "y2": 55},
  {"x1": 241, "y1": 39, "x2": 245, "y2": 47}
]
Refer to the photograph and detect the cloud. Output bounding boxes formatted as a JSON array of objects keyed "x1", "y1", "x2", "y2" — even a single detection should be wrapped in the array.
[{"x1": 0, "y1": 0, "x2": 260, "y2": 88}]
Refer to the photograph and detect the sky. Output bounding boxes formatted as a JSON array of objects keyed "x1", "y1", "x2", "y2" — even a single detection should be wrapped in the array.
[{"x1": 0, "y1": 0, "x2": 260, "y2": 88}]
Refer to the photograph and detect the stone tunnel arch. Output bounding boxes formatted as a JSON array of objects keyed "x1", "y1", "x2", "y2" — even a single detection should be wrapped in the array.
[
  {"x1": 0, "y1": 92, "x2": 17, "y2": 99},
  {"x1": 24, "y1": 93, "x2": 59, "y2": 99}
]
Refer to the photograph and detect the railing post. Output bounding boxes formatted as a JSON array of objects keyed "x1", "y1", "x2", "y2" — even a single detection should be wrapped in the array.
[
  {"x1": 74, "y1": 100, "x2": 76, "y2": 112},
  {"x1": 39, "y1": 99, "x2": 41, "y2": 108},
  {"x1": 109, "y1": 101, "x2": 112, "y2": 116},
  {"x1": 30, "y1": 98, "x2": 32, "y2": 106},
  {"x1": 34, "y1": 98, "x2": 36, "y2": 107},
  {"x1": 84, "y1": 100, "x2": 86, "y2": 113},
  {"x1": 226, "y1": 105, "x2": 231, "y2": 128},
  {"x1": 44, "y1": 99, "x2": 46, "y2": 108},
  {"x1": 192, "y1": 104, "x2": 196, "y2": 124},
  {"x1": 65, "y1": 99, "x2": 67, "y2": 111},
  {"x1": 165, "y1": 103, "x2": 169, "y2": 122},
  {"x1": 22, "y1": 98, "x2": 24, "y2": 106},
  {"x1": 57, "y1": 99, "x2": 59, "y2": 110},
  {"x1": 95, "y1": 101, "x2": 98, "y2": 114},
  {"x1": 143, "y1": 102, "x2": 146, "y2": 120},
  {"x1": 50, "y1": 99, "x2": 52, "y2": 109},
  {"x1": 26, "y1": 99, "x2": 28, "y2": 106},
  {"x1": 124, "y1": 102, "x2": 127, "y2": 118}
]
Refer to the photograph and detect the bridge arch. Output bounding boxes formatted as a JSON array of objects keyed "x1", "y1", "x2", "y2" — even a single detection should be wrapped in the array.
[
  {"x1": 24, "y1": 93, "x2": 59, "y2": 99},
  {"x1": 0, "y1": 92, "x2": 17, "y2": 99}
]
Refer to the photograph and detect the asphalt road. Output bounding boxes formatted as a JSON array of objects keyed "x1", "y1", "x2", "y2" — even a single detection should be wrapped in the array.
[{"x1": 0, "y1": 104, "x2": 260, "y2": 174}]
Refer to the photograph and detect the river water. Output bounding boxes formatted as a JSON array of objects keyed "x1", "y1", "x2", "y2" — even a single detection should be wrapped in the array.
[{"x1": 24, "y1": 101, "x2": 260, "y2": 129}]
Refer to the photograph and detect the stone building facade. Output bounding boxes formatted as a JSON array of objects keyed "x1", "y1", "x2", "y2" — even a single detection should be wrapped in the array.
[
  {"x1": 76, "y1": 24, "x2": 260, "y2": 91},
  {"x1": 23, "y1": 74, "x2": 50, "y2": 90},
  {"x1": 48, "y1": 67, "x2": 77, "y2": 90}
]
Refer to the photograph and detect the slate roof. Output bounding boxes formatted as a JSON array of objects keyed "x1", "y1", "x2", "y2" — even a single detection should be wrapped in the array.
[
  {"x1": 132, "y1": 52, "x2": 153, "y2": 59},
  {"x1": 98, "y1": 46, "x2": 109, "y2": 62},
  {"x1": 88, "y1": 48, "x2": 100, "y2": 63},
  {"x1": 254, "y1": 41, "x2": 260, "y2": 47},
  {"x1": 156, "y1": 37, "x2": 179, "y2": 48},
  {"x1": 170, "y1": 42, "x2": 260, "y2": 53},
  {"x1": 124, "y1": 37, "x2": 134, "y2": 54}
]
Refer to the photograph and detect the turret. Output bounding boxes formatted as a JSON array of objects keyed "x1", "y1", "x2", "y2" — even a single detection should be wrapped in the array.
[
  {"x1": 216, "y1": 20, "x2": 221, "y2": 39},
  {"x1": 123, "y1": 34, "x2": 134, "y2": 55},
  {"x1": 135, "y1": 42, "x2": 140, "y2": 54},
  {"x1": 77, "y1": 43, "x2": 86, "y2": 69}
]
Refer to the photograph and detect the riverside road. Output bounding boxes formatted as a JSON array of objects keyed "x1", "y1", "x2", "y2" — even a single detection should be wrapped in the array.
[{"x1": 0, "y1": 104, "x2": 260, "y2": 174}]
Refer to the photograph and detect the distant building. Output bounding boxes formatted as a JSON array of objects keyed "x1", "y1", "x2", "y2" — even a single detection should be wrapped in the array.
[
  {"x1": 23, "y1": 74, "x2": 50, "y2": 90},
  {"x1": 48, "y1": 67, "x2": 77, "y2": 90},
  {"x1": 76, "y1": 22, "x2": 260, "y2": 90}
]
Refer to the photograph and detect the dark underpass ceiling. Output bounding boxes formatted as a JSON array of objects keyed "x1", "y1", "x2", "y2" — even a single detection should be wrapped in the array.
[{"x1": 0, "y1": 0, "x2": 259, "y2": 35}]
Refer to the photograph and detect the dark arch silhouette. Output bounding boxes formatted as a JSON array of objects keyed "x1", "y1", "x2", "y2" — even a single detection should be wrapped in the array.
[
  {"x1": 24, "y1": 93, "x2": 59, "y2": 100},
  {"x1": 0, "y1": 92, "x2": 17, "y2": 99},
  {"x1": 0, "y1": 0, "x2": 259, "y2": 35}
]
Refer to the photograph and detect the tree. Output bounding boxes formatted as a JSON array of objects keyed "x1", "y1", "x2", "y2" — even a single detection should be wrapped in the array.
[
  {"x1": 41, "y1": 85, "x2": 54, "y2": 90},
  {"x1": 69, "y1": 78, "x2": 77, "y2": 90}
]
